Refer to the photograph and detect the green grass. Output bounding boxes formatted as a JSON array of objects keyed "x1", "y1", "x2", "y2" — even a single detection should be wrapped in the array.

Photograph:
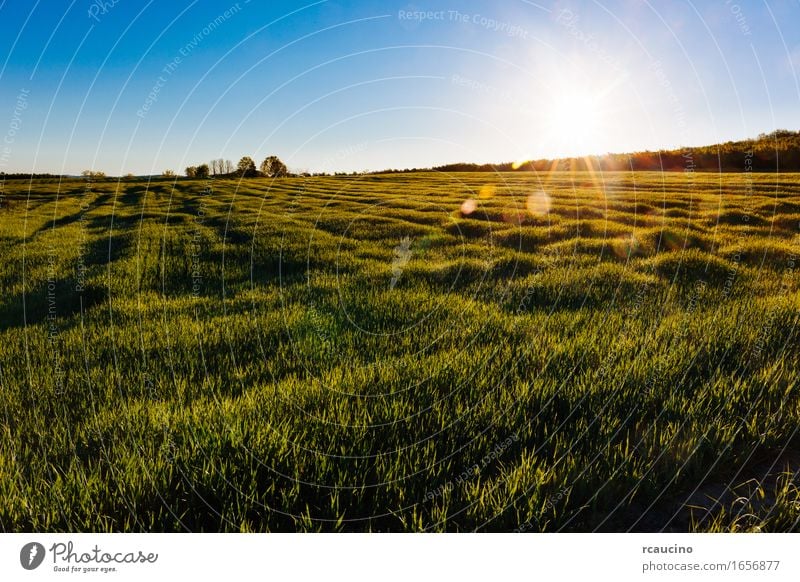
[{"x1": 0, "y1": 171, "x2": 798, "y2": 532}]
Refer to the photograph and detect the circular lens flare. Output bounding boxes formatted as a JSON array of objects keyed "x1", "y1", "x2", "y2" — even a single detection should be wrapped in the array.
[
  {"x1": 478, "y1": 185, "x2": 496, "y2": 199},
  {"x1": 461, "y1": 199, "x2": 477, "y2": 216},
  {"x1": 526, "y1": 191, "x2": 551, "y2": 216}
]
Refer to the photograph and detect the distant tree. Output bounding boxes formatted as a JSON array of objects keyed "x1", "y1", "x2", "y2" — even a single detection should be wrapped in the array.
[
  {"x1": 162, "y1": 169, "x2": 176, "y2": 178},
  {"x1": 81, "y1": 170, "x2": 106, "y2": 179},
  {"x1": 260, "y1": 155, "x2": 288, "y2": 178},
  {"x1": 223, "y1": 159, "x2": 235, "y2": 174},
  {"x1": 210, "y1": 158, "x2": 227, "y2": 175},
  {"x1": 237, "y1": 156, "x2": 257, "y2": 177},
  {"x1": 195, "y1": 163, "x2": 210, "y2": 179},
  {"x1": 185, "y1": 166, "x2": 197, "y2": 178}
]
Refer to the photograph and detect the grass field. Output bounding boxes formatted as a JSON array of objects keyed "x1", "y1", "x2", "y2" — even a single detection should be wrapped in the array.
[{"x1": 0, "y1": 171, "x2": 799, "y2": 532}]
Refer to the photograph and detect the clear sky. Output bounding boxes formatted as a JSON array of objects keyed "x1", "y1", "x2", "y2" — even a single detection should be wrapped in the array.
[{"x1": 1, "y1": 0, "x2": 799, "y2": 175}]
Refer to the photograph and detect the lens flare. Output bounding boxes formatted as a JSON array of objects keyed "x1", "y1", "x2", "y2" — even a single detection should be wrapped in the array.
[
  {"x1": 502, "y1": 211, "x2": 524, "y2": 225},
  {"x1": 613, "y1": 235, "x2": 639, "y2": 259},
  {"x1": 478, "y1": 185, "x2": 496, "y2": 199},
  {"x1": 526, "y1": 191, "x2": 551, "y2": 216},
  {"x1": 461, "y1": 199, "x2": 477, "y2": 216}
]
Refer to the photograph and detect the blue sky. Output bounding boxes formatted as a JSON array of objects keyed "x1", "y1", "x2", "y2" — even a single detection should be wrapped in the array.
[{"x1": 1, "y1": 0, "x2": 799, "y2": 174}]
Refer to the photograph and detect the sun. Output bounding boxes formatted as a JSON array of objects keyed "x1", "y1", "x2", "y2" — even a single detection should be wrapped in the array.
[
  {"x1": 514, "y1": 90, "x2": 605, "y2": 168},
  {"x1": 511, "y1": 64, "x2": 629, "y2": 167}
]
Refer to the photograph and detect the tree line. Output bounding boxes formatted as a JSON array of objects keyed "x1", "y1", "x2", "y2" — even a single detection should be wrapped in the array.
[
  {"x1": 4, "y1": 130, "x2": 798, "y2": 180},
  {"x1": 376, "y1": 129, "x2": 800, "y2": 174},
  {"x1": 180, "y1": 155, "x2": 289, "y2": 179}
]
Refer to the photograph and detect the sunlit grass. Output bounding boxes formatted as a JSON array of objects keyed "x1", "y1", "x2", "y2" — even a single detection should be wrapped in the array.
[{"x1": 0, "y1": 171, "x2": 798, "y2": 532}]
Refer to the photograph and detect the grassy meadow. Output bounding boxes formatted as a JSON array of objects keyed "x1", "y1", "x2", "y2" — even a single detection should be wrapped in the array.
[{"x1": 0, "y1": 170, "x2": 799, "y2": 532}]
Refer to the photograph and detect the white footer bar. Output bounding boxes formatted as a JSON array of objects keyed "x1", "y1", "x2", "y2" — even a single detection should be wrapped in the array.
[{"x1": 1, "y1": 534, "x2": 797, "y2": 581}]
